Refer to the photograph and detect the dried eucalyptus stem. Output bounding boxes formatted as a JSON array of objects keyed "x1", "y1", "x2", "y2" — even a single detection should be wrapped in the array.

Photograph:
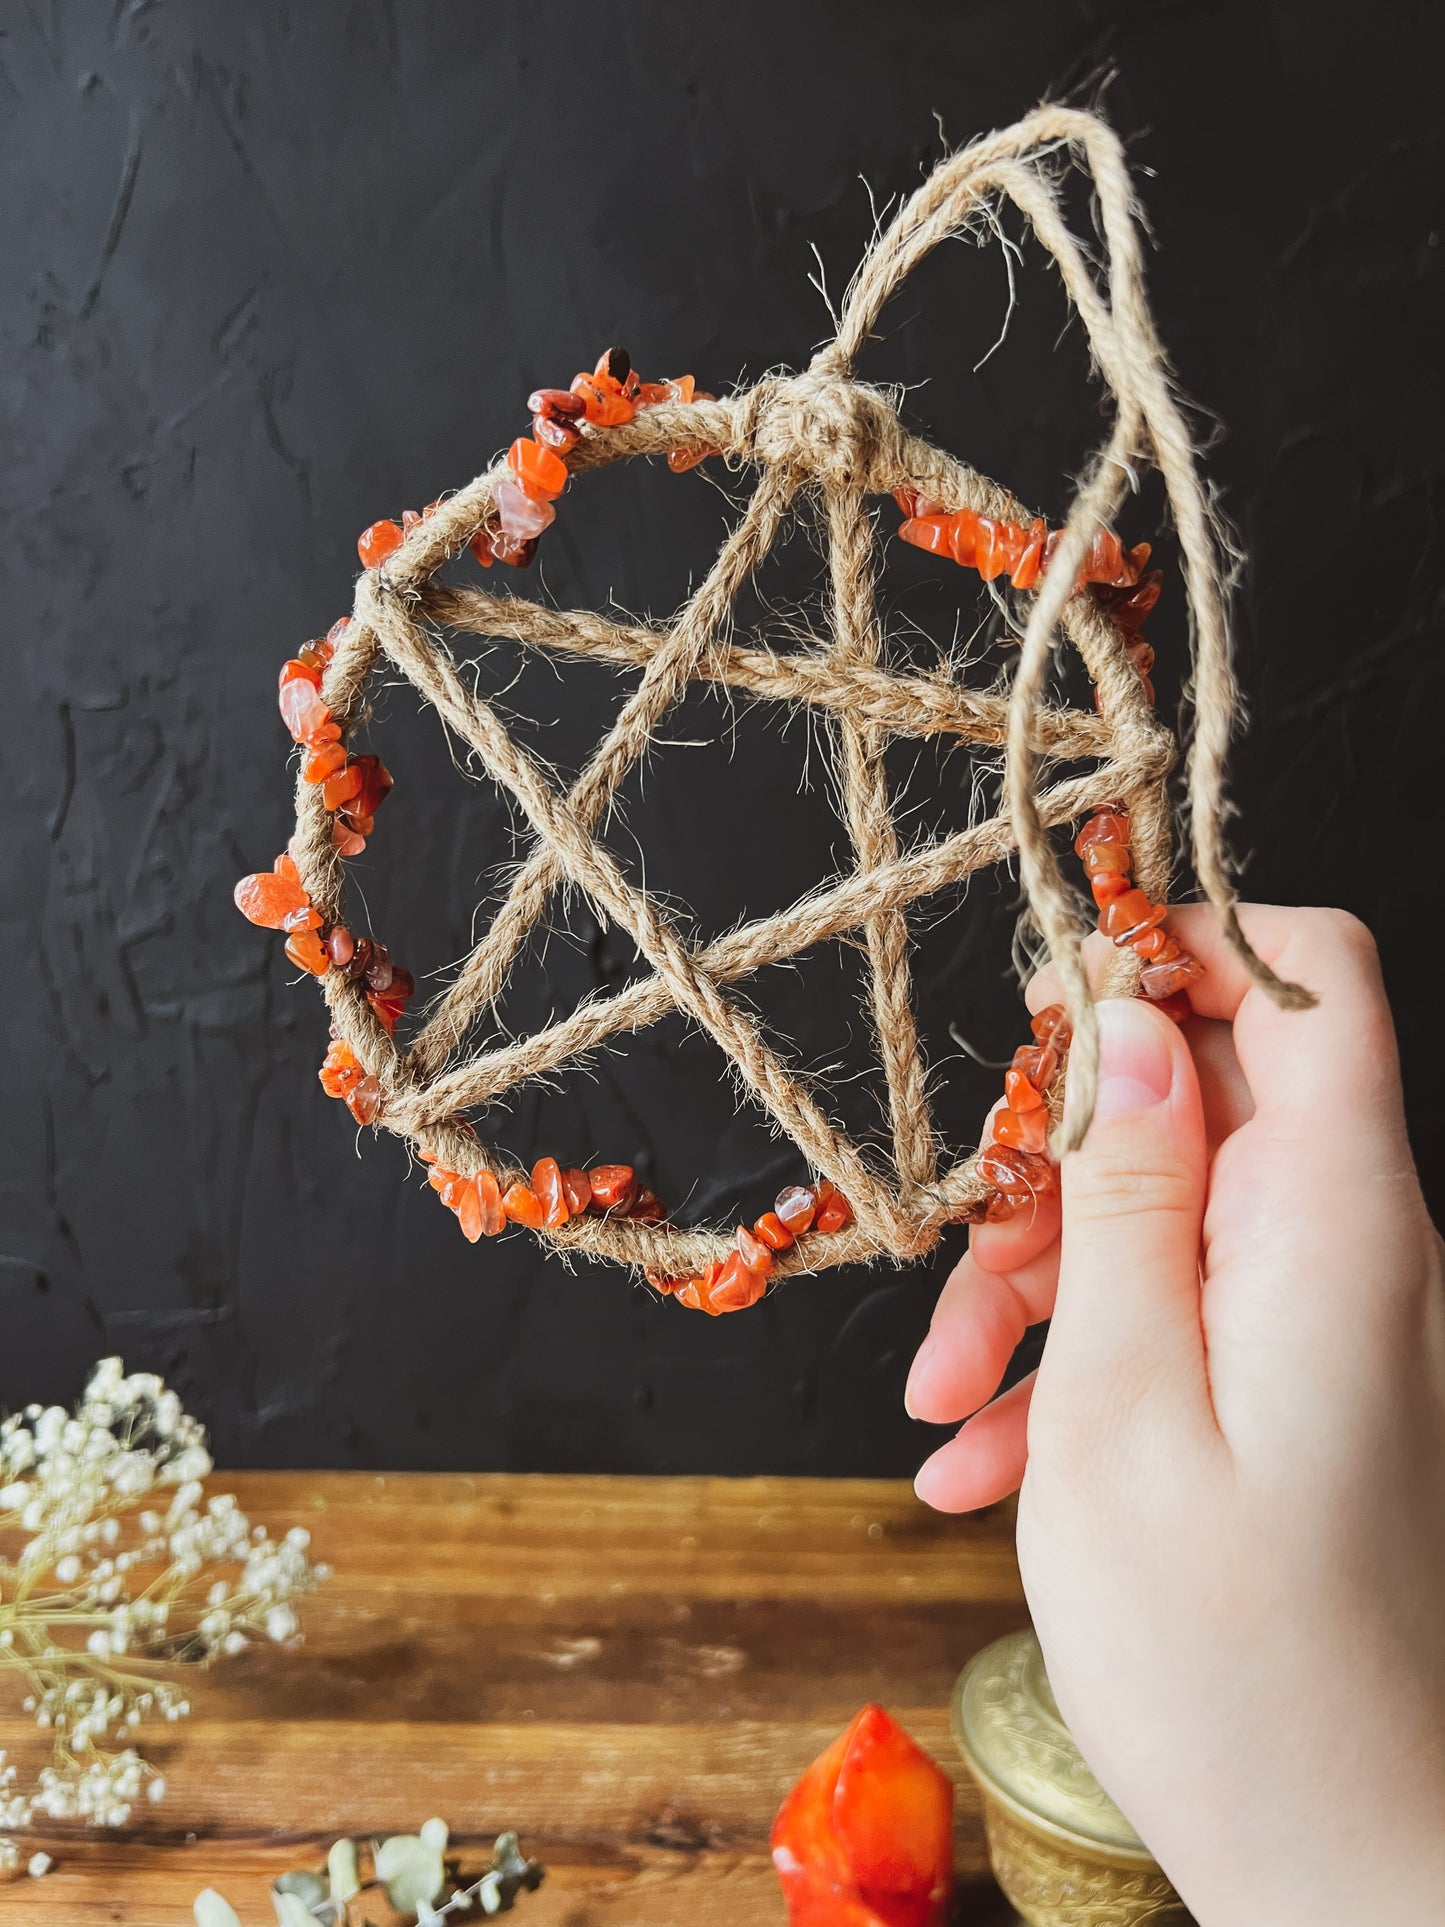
[{"x1": 0, "y1": 1358, "x2": 328, "y2": 1864}]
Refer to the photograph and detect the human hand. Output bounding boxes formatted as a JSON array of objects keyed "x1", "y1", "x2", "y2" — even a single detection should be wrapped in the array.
[{"x1": 907, "y1": 906, "x2": 1445, "y2": 1923}]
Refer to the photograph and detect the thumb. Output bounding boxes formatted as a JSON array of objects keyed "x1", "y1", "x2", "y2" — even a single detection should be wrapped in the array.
[{"x1": 1045, "y1": 995, "x2": 1211, "y2": 1410}]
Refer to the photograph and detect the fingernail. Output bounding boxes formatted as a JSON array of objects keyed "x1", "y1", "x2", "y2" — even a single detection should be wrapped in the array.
[
  {"x1": 1094, "y1": 997, "x2": 1175, "y2": 1117},
  {"x1": 904, "y1": 1330, "x2": 939, "y2": 1420}
]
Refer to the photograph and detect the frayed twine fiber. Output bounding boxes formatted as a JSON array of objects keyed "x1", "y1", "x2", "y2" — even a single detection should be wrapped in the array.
[{"x1": 290, "y1": 104, "x2": 1312, "y2": 1284}]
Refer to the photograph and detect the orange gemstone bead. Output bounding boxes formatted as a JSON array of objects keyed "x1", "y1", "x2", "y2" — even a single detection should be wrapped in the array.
[
  {"x1": 993, "y1": 1105, "x2": 1048, "y2": 1154},
  {"x1": 1130, "y1": 926, "x2": 1176, "y2": 961},
  {"x1": 531, "y1": 1157, "x2": 570, "y2": 1228},
  {"x1": 533, "y1": 412, "x2": 581, "y2": 453},
  {"x1": 234, "y1": 861, "x2": 319, "y2": 933},
  {"x1": 735, "y1": 1226, "x2": 774, "y2": 1275},
  {"x1": 344, "y1": 754, "x2": 393, "y2": 826},
  {"x1": 814, "y1": 1188, "x2": 853, "y2": 1234},
  {"x1": 569, "y1": 374, "x2": 634, "y2": 426},
  {"x1": 977, "y1": 1145, "x2": 1056, "y2": 1200},
  {"x1": 948, "y1": 508, "x2": 980, "y2": 568},
  {"x1": 627, "y1": 1188, "x2": 667, "y2": 1225},
  {"x1": 1101, "y1": 890, "x2": 1166, "y2": 944},
  {"x1": 278, "y1": 667, "x2": 329, "y2": 744},
  {"x1": 710, "y1": 1253, "x2": 766, "y2": 1313},
  {"x1": 1012, "y1": 518, "x2": 1047, "y2": 589},
  {"x1": 1083, "y1": 841, "x2": 1132, "y2": 875},
  {"x1": 454, "y1": 1179, "x2": 485, "y2": 1244},
  {"x1": 467, "y1": 532, "x2": 494, "y2": 569},
  {"x1": 302, "y1": 741, "x2": 348, "y2": 784},
  {"x1": 284, "y1": 927, "x2": 330, "y2": 975},
  {"x1": 561, "y1": 1167, "x2": 593, "y2": 1215},
  {"x1": 774, "y1": 1185, "x2": 817, "y2": 1233},
  {"x1": 898, "y1": 514, "x2": 953, "y2": 557},
  {"x1": 667, "y1": 445, "x2": 715, "y2": 472},
  {"x1": 507, "y1": 436, "x2": 568, "y2": 502},
  {"x1": 1003, "y1": 1067, "x2": 1045, "y2": 1112},
  {"x1": 358, "y1": 520, "x2": 404, "y2": 569},
  {"x1": 1030, "y1": 1004, "x2": 1071, "y2": 1048},
  {"x1": 1011, "y1": 1043, "x2": 1058, "y2": 1090},
  {"x1": 753, "y1": 1212, "x2": 794, "y2": 1252},
  {"x1": 529, "y1": 388, "x2": 585, "y2": 423},
  {"x1": 1140, "y1": 954, "x2": 1204, "y2": 1000},
  {"x1": 1075, "y1": 809, "x2": 1130, "y2": 856},
  {"x1": 502, "y1": 1182, "x2": 545, "y2": 1230},
  {"x1": 321, "y1": 762, "x2": 363, "y2": 812},
  {"x1": 588, "y1": 1164, "x2": 637, "y2": 1212},
  {"x1": 476, "y1": 1170, "x2": 506, "y2": 1237},
  {"x1": 345, "y1": 1076, "x2": 381, "y2": 1126},
  {"x1": 1092, "y1": 872, "x2": 1130, "y2": 905}
]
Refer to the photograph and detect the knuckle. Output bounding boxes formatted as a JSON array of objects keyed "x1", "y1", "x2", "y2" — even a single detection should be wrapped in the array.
[
  {"x1": 1065, "y1": 1142, "x2": 1197, "y2": 1221},
  {"x1": 1303, "y1": 904, "x2": 1378, "y2": 966}
]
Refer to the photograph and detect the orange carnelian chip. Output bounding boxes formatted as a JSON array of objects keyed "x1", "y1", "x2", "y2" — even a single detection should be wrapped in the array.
[
  {"x1": 1101, "y1": 889, "x2": 1166, "y2": 944},
  {"x1": 993, "y1": 1106, "x2": 1048, "y2": 1154},
  {"x1": 507, "y1": 435, "x2": 568, "y2": 502},
  {"x1": 284, "y1": 927, "x2": 330, "y2": 975},
  {"x1": 710, "y1": 1253, "x2": 765, "y2": 1313},
  {"x1": 587, "y1": 1164, "x2": 636, "y2": 1212},
  {"x1": 775, "y1": 1185, "x2": 817, "y2": 1233},
  {"x1": 531, "y1": 1157, "x2": 570, "y2": 1229},
  {"x1": 302, "y1": 741, "x2": 348, "y2": 784},
  {"x1": 897, "y1": 515, "x2": 952, "y2": 558},
  {"x1": 502, "y1": 1182, "x2": 545, "y2": 1230},
  {"x1": 1083, "y1": 840, "x2": 1132, "y2": 875},
  {"x1": 1074, "y1": 810, "x2": 1130, "y2": 857},
  {"x1": 1003, "y1": 1067, "x2": 1045, "y2": 1112},
  {"x1": 476, "y1": 1170, "x2": 506, "y2": 1237},
  {"x1": 814, "y1": 1188, "x2": 853, "y2": 1234},
  {"x1": 321, "y1": 762, "x2": 363, "y2": 812},
  {"x1": 344, "y1": 754, "x2": 394, "y2": 825},
  {"x1": 1141, "y1": 954, "x2": 1204, "y2": 1000},
  {"x1": 234, "y1": 860, "x2": 319, "y2": 933},
  {"x1": 1030, "y1": 1003, "x2": 1070, "y2": 1046},
  {"x1": 1091, "y1": 872, "x2": 1130, "y2": 905},
  {"x1": 627, "y1": 1188, "x2": 666, "y2": 1225},
  {"x1": 735, "y1": 1226, "x2": 774, "y2": 1275},
  {"x1": 561, "y1": 1167, "x2": 593, "y2": 1215},
  {"x1": 452, "y1": 1178, "x2": 485, "y2": 1243},
  {"x1": 358, "y1": 520, "x2": 404, "y2": 569},
  {"x1": 753, "y1": 1211, "x2": 794, "y2": 1252}
]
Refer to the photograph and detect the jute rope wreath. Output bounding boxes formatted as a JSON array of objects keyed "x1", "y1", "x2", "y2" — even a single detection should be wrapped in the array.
[{"x1": 235, "y1": 105, "x2": 1312, "y2": 1313}]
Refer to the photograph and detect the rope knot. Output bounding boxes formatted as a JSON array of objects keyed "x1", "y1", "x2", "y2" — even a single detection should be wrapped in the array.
[{"x1": 742, "y1": 370, "x2": 901, "y2": 492}]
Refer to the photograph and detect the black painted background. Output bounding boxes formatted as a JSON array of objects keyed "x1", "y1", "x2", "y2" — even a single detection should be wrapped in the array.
[{"x1": 3, "y1": 1, "x2": 1441, "y2": 1471}]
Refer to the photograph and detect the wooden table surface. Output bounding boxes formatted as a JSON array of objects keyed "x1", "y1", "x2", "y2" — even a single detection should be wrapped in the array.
[{"x1": 0, "y1": 1473, "x2": 1030, "y2": 1924}]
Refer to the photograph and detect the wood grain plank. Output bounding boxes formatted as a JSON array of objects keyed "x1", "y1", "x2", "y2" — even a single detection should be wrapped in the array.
[{"x1": 0, "y1": 1474, "x2": 1025, "y2": 1924}]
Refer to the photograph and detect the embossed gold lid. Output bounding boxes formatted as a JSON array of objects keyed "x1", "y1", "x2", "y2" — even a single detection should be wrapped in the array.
[{"x1": 951, "y1": 1628, "x2": 1156, "y2": 1861}]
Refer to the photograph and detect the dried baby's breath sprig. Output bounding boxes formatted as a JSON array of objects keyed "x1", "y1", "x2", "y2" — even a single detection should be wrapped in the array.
[{"x1": 0, "y1": 1357, "x2": 328, "y2": 1851}]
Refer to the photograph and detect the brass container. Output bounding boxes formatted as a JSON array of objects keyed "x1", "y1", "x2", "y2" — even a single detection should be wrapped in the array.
[{"x1": 952, "y1": 1629, "x2": 1194, "y2": 1926}]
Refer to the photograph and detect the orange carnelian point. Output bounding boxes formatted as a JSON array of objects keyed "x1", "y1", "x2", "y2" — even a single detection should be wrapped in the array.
[{"x1": 771, "y1": 1704, "x2": 954, "y2": 1927}]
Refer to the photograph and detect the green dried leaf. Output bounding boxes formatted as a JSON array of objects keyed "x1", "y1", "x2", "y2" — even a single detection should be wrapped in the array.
[
  {"x1": 374, "y1": 1832, "x2": 445, "y2": 1911},
  {"x1": 275, "y1": 1870, "x2": 328, "y2": 1910},
  {"x1": 327, "y1": 1838, "x2": 361, "y2": 1905},
  {"x1": 194, "y1": 1893, "x2": 244, "y2": 1927}
]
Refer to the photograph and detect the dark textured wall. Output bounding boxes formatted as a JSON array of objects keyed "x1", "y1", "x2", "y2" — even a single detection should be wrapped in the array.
[{"x1": 3, "y1": 1, "x2": 1441, "y2": 1471}]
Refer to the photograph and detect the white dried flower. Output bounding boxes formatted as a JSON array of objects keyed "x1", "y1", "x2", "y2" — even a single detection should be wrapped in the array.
[{"x1": 0, "y1": 1359, "x2": 326, "y2": 1839}]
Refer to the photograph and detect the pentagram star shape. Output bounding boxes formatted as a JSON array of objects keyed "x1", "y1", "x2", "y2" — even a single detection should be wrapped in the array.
[{"x1": 279, "y1": 106, "x2": 1298, "y2": 1287}]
